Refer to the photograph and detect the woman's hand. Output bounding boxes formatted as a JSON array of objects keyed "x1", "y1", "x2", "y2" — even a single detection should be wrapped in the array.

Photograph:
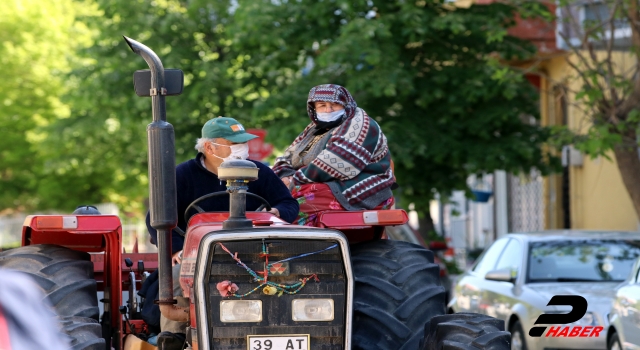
[
  {"x1": 172, "y1": 250, "x2": 183, "y2": 266},
  {"x1": 281, "y1": 176, "x2": 293, "y2": 187}
]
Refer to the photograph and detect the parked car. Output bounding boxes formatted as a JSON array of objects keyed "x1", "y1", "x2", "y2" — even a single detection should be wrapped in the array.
[
  {"x1": 608, "y1": 256, "x2": 640, "y2": 350},
  {"x1": 448, "y1": 231, "x2": 640, "y2": 350}
]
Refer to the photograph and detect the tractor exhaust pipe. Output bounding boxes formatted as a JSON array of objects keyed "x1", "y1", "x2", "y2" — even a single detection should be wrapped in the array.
[
  {"x1": 123, "y1": 36, "x2": 187, "y2": 322},
  {"x1": 218, "y1": 159, "x2": 259, "y2": 229}
]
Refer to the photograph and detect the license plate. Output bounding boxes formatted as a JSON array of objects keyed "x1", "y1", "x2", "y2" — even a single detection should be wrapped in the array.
[{"x1": 247, "y1": 334, "x2": 309, "y2": 350}]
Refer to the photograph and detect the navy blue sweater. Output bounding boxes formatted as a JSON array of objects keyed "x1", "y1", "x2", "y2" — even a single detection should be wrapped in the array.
[{"x1": 146, "y1": 153, "x2": 299, "y2": 254}]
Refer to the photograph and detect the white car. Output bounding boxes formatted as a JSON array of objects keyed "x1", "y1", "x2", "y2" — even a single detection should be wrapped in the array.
[
  {"x1": 608, "y1": 256, "x2": 640, "y2": 350},
  {"x1": 448, "y1": 231, "x2": 640, "y2": 350}
]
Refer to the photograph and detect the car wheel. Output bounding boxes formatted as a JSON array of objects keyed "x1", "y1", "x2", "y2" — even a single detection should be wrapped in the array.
[
  {"x1": 608, "y1": 332, "x2": 622, "y2": 350},
  {"x1": 510, "y1": 320, "x2": 527, "y2": 350}
]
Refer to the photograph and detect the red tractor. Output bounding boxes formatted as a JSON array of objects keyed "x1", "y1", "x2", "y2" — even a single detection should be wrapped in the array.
[{"x1": 0, "y1": 37, "x2": 510, "y2": 350}]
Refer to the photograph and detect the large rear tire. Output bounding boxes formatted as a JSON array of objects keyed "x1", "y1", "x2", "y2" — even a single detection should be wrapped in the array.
[
  {"x1": 0, "y1": 244, "x2": 105, "y2": 350},
  {"x1": 351, "y1": 239, "x2": 446, "y2": 350},
  {"x1": 422, "y1": 313, "x2": 511, "y2": 350}
]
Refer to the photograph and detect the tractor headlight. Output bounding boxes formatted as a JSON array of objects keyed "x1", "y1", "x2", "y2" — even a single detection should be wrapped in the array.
[
  {"x1": 292, "y1": 299, "x2": 334, "y2": 321},
  {"x1": 220, "y1": 300, "x2": 262, "y2": 323}
]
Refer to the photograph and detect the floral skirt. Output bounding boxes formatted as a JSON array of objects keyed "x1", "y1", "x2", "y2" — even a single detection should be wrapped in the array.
[{"x1": 291, "y1": 183, "x2": 395, "y2": 226}]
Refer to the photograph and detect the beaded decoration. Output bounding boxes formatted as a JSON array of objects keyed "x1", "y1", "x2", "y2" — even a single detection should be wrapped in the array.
[{"x1": 215, "y1": 240, "x2": 338, "y2": 298}]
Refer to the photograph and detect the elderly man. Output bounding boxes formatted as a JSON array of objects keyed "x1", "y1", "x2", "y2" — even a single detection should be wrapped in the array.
[
  {"x1": 144, "y1": 117, "x2": 299, "y2": 347},
  {"x1": 146, "y1": 116, "x2": 299, "y2": 260}
]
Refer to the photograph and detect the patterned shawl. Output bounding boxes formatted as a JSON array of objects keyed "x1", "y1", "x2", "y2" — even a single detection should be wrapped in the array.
[{"x1": 272, "y1": 84, "x2": 395, "y2": 210}]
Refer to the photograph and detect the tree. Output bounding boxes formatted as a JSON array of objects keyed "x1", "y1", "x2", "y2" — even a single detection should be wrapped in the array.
[
  {"x1": 0, "y1": 0, "x2": 91, "y2": 212},
  {"x1": 36, "y1": 0, "x2": 256, "y2": 213},
  {"x1": 539, "y1": 0, "x2": 640, "y2": 219},
  {"x1": 1, "y1": 0, "x2": 560, "y2": 231},
  {"x1": 226, "y1": 0, "x2": 560, "y2": 237}
]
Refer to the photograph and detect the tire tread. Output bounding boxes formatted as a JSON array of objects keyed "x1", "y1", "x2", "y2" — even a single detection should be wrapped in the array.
[
  {"x1": 351, "y1": 240, "x2": 446, "y2": 350},
  {"x1": 0, "y1": 245, "x2": 104, "y2": 350},
  {"x1": 423, "y1": 313, "x2": 510, "y2": 350}
]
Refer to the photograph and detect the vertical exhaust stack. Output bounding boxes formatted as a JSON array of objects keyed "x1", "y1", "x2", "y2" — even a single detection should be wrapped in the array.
[
  {"x1": 217, "y1": 159, "x2": 259, "y2": 229},
  {"x1": 123, "y1": 36, "x2": 187, "y2": 322}
]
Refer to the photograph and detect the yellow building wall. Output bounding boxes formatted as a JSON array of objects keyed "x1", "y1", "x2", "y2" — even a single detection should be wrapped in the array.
[
  {"x1": 574, "y1": 154, "x2": 638, "y2": 230},
  {"x1": 539, "y1": 53, "x2": 639, "y2": 231}
]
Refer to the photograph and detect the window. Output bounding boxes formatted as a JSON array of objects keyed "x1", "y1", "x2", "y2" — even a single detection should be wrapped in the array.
[
  {"x1": 495, "y1": 239, "x2": 522, "y2": 272},
  {"x1": 557, "y1": 2, "x2": 631, "y2": 50},
  {"x1": 472, "y1": 238, "x2": 509, "y2": 277},
  {"x1": 528, "y1": 239, "x2": 640, "y2": 282}
]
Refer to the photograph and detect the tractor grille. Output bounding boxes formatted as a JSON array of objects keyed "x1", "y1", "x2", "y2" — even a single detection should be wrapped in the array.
[{"x1": 204, "y1": 239, "x2": 346, "y2": 350}]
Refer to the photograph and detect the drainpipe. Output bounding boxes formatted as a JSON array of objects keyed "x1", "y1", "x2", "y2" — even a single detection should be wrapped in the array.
[{"x1": 495, "y1": 170, "x2": 509, "y2": 239}]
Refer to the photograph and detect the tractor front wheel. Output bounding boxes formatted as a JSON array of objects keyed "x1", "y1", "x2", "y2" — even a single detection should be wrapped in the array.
[
  {"x1": 350, "y1": 239, "x2": 446, "y2": 350},
  {"x1": 0, "y1": 244, "x2": 105, "y2": 350}
]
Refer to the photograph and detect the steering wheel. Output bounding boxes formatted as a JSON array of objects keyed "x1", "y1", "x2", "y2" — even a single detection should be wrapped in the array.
[{"x1": 183, "y1": 191, "x2": 272, "y2": 224}]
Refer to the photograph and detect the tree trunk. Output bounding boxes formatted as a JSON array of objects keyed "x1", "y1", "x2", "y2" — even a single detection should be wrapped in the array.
[
  {"x1": 613, "y1": 139, "x2": 640, "y2": 220},
  {"x1": 417, "y1": 208, "x2": 437, "y2": 243}
]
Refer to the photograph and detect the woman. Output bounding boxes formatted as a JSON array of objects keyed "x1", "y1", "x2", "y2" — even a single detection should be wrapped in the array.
[{"x1": 273, "y1": 84, "x2": 396, "y2": 226}]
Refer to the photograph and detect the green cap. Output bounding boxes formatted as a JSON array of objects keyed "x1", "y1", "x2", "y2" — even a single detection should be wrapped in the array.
[{"x1": 201, "y1": 117, "x2": 258, "y2": 143}]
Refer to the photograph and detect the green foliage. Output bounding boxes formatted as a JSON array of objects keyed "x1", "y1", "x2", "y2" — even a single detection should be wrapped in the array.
[
  {"x1": 1, "y1": 0, "x2": 560, "y2": 217},
  {"x1": 443, "y1": 258, "x2": 463, "y2": 275},
  {"x1": 0, "y1": 0, "x2": 90, "y2": 211},
  {"x1": 513, "y1": 0, "x2": 555, "y2": 21},
  {"x1": 28, "y1": 0, "x2": 256, "y2": 213},
  {"x1": 227, "y1": 0, "x2": 560, "y2": 210},
  {"x1": 523, "y1": 0, "x2": 640, "y2": 160},
  {"x1": 550, "y1": 123, "x2": 622, "y2": 161}
]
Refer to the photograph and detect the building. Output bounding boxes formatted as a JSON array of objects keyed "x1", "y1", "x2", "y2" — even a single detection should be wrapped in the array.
[{"x1": 435, "y1": 1, "x2": 639, "y2": 262}]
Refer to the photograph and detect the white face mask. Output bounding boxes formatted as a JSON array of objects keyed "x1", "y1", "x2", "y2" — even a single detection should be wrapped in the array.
[
  {"x1": 316, "y1": 109, "x2": 345, "y2": 122},
  {"x1": 212, "y1": 142, "x2": 249, "y2": 161}
]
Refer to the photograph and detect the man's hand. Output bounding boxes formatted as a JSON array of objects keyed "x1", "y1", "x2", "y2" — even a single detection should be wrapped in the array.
[
  {"x1": 263, "y1": 207, "x2": 280, "y2": 217},
  {"x1": 172, "y1": 250, "x2": 183, "y2": 266}
]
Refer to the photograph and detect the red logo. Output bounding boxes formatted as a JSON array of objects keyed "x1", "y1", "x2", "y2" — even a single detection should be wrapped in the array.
[
  {"x1": 268, "y1": 262, "x2": 290, "y2": 276},
  {"x1": 543, "y1": 326, "x2": 604, "y2": 338}
]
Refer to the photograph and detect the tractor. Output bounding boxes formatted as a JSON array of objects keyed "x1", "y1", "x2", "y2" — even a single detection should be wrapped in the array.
[{"x1": 0, "y1": 37, "x2": 510, "y2": 350}]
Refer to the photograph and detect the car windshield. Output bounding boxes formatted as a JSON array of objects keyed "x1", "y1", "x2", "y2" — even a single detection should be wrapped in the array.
[{"x1": 527, "y1": 239, "x2": 640, "y2": 283}]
